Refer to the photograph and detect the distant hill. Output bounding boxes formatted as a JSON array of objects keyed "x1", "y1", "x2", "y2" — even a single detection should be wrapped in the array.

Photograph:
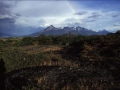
[
  {"x1": 0, "y1": 32, "x2": 11, "y2": 38},
  {"x1": 97, "y1": 29, "x2": 110, "y2": 35},
  {"x1": 28, "y1": 25, "x2": 111, "y2": 36}
]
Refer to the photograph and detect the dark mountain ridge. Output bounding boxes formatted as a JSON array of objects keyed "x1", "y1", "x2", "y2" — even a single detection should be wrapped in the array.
[
  {"x1": 29, "y1": 25, "x2": 111, "y2": 36},
  {"x1": 0, "y1": 32, "x2": 12, "y2": 38}
]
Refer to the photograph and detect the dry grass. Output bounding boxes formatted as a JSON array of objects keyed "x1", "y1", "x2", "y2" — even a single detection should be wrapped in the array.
[
  {"x1": 19, "y1": 45, "x2": 62, "y2": 54},
  {"x1": 19, "y1": 45, "x2": 79, "y2": 67}
]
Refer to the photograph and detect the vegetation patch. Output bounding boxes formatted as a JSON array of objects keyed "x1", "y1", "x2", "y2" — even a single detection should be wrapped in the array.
[{"x1": 0, "y1": 32, "x2": 120, "y2": 89}]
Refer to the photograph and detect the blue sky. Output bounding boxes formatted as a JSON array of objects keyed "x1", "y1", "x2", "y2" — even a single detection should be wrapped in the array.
[{"x1": 0, "y1": 0, "x2": 120, "y2": 35}]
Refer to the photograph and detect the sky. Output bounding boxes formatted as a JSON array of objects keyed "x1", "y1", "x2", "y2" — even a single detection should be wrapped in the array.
[{"x1": 0, "y1": 0, "x2": 120, "y2": 35}]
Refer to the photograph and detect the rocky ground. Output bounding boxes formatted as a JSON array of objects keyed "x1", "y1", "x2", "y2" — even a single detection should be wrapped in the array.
[{"x1": 4, "y1": 62, "x2": 120, "y2": 90}]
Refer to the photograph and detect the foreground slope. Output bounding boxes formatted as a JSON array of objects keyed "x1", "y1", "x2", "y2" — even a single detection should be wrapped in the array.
[{"x1": 0, "y1": 31, "x2": 120, "y2": 90}]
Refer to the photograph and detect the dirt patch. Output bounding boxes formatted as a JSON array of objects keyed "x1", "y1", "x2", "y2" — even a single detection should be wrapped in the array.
[{"x1": 19, "y1": 45, "x2": 62, "y2": 54}]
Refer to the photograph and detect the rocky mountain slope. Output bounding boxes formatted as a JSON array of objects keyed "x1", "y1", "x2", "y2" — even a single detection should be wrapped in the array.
[{"x1": 29, "y1": 25, "x2": 110, "y2": 36}]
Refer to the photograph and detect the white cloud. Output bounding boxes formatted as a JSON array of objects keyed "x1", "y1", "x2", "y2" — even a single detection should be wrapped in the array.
[
  {"x1": 12, "y1": 1, "x2": 73, "y2": 17},
  {"x1": 8, "y1": 1, "x2": 77, "y2": 27},
  {"x1": 113, "y1": 22, "x2": 120, "y2": 26},
  {"x1": 0, "y1": 14, "x2": 12, "y2": 19},
  {"x1": 1, "y1": 0, "x2": 120, "y2": 33}
]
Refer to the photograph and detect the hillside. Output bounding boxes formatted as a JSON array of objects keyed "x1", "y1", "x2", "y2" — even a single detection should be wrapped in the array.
[
  {"x1": 0, "y1": 32, "x2": 11, "y2": 38},
  {"x1": 0, "y1": 31, "x2": 120, "y2": 90}
]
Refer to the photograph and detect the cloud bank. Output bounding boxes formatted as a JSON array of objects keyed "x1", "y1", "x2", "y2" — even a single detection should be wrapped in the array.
[{"x1": 0, "y1": 0, "x2": 120, "y2": 35}]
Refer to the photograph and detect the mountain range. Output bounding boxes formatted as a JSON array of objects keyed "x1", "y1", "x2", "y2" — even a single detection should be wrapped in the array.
[
  {"x1": 0, "y1": 32, "x2": 12, "y2": 38},
  {"x1": 29, "y1": 25, "x2": 111, "y2": 36},
  {"x1": 0, "y1": 25, "x2": 111, "y2": 38}
]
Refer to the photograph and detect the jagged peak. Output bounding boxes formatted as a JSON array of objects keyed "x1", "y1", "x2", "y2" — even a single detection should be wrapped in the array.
[
  {"x1": 44, "y1": 25, "x2": 56, "y2": 31},
  {"x1": 48, "y1": 25, "x2": 55, "y2": 28}
]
